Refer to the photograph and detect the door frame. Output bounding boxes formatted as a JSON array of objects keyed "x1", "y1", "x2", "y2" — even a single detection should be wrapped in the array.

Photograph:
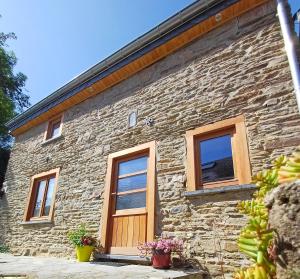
[{"x1": 100, "y1": 141, "x2": 156, "y2": 254}]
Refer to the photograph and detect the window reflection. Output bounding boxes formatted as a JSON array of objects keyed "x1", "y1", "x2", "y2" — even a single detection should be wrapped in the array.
[{"x1": 199, "y1": 134, "x2": 234, "y2": 183}]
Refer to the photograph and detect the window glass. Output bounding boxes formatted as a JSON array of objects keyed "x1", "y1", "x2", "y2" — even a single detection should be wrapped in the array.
[
  {"x1": 43, "y1": 177, "x2": 55, "y2": 216},
  {"x1": 117, "y1": 174, "x2": 147, "y2": 193},
  {"x1": 116, "y1": 191, "x2": 146, "y2": 210},
  {"x1": 128, "y1": 111, "x2": 137, "y2": 127},
  {"x1": 118, "y1": 156, "x2": 147, "y2": 176},
  {"x1": 199, "y1": 134, "x2": 234, "y2": 183},
  {"x1": 33, "y1": 180, "x2": 46, "y2": 217},
  {"x1": 50, "y1": 121, "x2": 61, "y2": 138}
]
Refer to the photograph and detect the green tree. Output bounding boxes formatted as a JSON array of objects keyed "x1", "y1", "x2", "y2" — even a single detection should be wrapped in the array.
[
  {"x1": 0, "y1": 22, "x2": 30, "y2": 194},
  {"x1": 0, "y1": 29, "x2": 30, "y2": 149}
]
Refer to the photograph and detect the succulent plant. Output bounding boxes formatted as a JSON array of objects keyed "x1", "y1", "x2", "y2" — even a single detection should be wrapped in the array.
[
  {"x1": 234, "y1": 146, "x2": 300, "y2": 278},
  {"x1": 278, "y1": 146, "x2": 300, "y2": 183}
]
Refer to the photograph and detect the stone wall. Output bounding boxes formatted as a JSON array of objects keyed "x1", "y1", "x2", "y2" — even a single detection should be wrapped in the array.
[
  {"x1": 265, "y1": 181, "x2": 300, "y2": 279},
  {"x1": 1, "y1": 1, "x2": 300, "y2": 278}
]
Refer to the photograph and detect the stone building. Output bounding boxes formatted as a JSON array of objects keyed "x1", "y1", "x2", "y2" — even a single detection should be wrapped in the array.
[{"x1": 1, "y1": 0, "x2": 300, "y2": 277}]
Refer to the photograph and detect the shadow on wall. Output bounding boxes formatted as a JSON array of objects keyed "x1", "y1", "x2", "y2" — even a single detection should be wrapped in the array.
[
  {"x1": 0, "y1": 151, "x2": 12, "y2": 247},
  {"x1": 0, "y1": 148, "x2": 10, "y2": 197},
  {"x1": 188, "y1": 189, "x2": 255, "y2": 207}
]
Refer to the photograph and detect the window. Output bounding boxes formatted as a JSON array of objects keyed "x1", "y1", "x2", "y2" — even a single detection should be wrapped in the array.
[
  {"x1": 24, "y1": 168, "x2": 60, "y2": 222},
  {"x1": 128, "y1": 111, "x2": 137, "y2": 128},
  {"x1": 44, "y1": 115, "x2": 63, "y2": 141},
  {"x1": 186, "y1": 116, "x2": 251, "y2": 191}
]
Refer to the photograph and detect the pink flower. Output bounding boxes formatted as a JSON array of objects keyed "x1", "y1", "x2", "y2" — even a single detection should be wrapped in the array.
[{"x1": 138, "y1": 237, "x2": 184, "y2": 256}]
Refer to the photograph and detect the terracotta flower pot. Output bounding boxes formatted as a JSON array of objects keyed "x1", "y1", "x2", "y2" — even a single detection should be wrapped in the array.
[
  {"x1": 76, "y1": 245, "x2": 94, "y2": 262},
  {"x1": 152, "y1": 252, "x2": 171, "y2": 269}
]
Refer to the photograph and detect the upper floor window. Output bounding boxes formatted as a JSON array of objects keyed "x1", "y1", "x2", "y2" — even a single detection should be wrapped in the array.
[
  {"x1": 186, "y1": 116, "x2": 251, "y2": 191},
  {"x1": 24, "y1": 168, "x2": 60, "y2": 222},
  {"x1": 44, "y1": 115, "x2": 63, "y2": 141}
]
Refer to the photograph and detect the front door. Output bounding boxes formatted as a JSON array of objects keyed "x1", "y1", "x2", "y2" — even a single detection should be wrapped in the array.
[{"x1": 101, "y1": 142, "x2": 156, "y2": 255}]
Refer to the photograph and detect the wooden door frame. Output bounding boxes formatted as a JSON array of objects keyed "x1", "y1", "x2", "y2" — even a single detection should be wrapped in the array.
[{"x1": 100, "y1": 141, "x2": 156, "y2": 253}]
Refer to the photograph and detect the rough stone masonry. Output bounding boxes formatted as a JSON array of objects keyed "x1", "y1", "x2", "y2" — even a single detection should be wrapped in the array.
[
  {"x1": 266, "y1": 181, "x2": 300, "y2": 279},
  {"x1": 1, "y1": 1, "x2": 300, "y2": 278}
]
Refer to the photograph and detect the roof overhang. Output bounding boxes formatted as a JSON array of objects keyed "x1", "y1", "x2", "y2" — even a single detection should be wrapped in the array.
[{"x1": 7, "y1": 0, "x2": 268, "y2": 136}]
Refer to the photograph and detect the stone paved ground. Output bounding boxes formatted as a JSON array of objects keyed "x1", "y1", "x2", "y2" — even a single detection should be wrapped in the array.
[{"x1": 0, "y1": 254, "x2": 203, "y2": 279}]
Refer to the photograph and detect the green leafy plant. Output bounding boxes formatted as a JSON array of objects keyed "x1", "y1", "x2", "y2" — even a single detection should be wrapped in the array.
[
  {"x1": 0, "y1": 243, "x2": 9, "y2": 253},
  {"x1": 233, "y1": 147, "x2": 300, "y2": 279},
  {"x1": 67, "y1": 224, "x2": 96, "y2": 247}
]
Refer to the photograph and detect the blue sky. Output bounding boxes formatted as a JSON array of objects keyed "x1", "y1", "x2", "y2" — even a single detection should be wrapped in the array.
[{"x1": 1, "y1": 0, "x2": 299, "y2": 107}]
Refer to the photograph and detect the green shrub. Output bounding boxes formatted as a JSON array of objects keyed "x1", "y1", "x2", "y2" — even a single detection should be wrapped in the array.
[
  {"x1": 0, "y1": 244, "x2": 9, "y2": 253},
  {"x1": 67, "y1": 224, "x2": 96, "y2": 247}
]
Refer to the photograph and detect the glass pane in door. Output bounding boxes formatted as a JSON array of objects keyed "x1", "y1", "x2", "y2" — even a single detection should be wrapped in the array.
[
  {"x1": 117, "y1": 174, "x2": 147, "y2": 192},
  {"x1": 116, "y1": 192, "x2": 146, "y2": 210},
  {"x1": 118, "y1": 156, "x2": 147, "y2": 176}
]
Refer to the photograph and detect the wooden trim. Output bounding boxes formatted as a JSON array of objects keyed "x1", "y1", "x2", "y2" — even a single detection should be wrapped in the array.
[
  {"x1": 108, "y1": 142, "x2": 154, "y2": 160},
  {"x1": 118, "y1": 170, "x2": 147, "y2": 179},
  {"x1": 44, "y1": 114, "x2": 64, "y2": 141},
  {"x1": 203, "y1": 178, "x2": 239, "y2": 189},
  {"x1": 146, "y1": 141, "x2": 156, "y2": 243},
  {"x1": 185, "y1": 115, "x2": 251, "y2": 191},
  {"x1": 234, "y1": 120, "x2": 252, "y2": 184},
  {"x1": 23, "y1": 168, "x2": 60, "y2": 222},
  {"x1": 186, "y1": 115, "x2": 244, "y2": 137},
  {"x1": 100, "y1": 141, "x2": 156, "y2": 253},
  {"x1": 113, "y1": 208, "x2": 147, "y2": 217},
  {"x1": 100, "y1": 155, "x2": 114, "y2": 251},
  {"x1": 112, "y1": 188, "x2": 146, "y2": 196},
  {"x1": 29, "y1": 216, "x2": 49, "y2": 221},
  {"x1": 186, "y1": 133, "x2": 197, "y2": 192}
]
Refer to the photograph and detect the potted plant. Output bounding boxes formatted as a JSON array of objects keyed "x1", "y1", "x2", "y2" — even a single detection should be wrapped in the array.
[
  {"x1": 138, "y1": 237, "x2": 183, "y2": 269},
  {"x1": 67, "y1": 224, "x2": 96, "y2": 262}
]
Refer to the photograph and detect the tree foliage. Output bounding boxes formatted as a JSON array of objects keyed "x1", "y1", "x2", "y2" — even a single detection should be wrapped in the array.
[
  {"x1": 0, "y1": 28, "x2": 30, "y2": 149},
  {"x1": 0, "y1": 20, "x2": 30, "y2": 193}
]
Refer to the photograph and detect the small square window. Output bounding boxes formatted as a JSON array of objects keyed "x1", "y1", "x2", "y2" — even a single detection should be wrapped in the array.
[
  {"x1": 45, "y1": 115, "x2": 63, "y2": 141},
  {"x1": 186, "y1": 116, "x2": 251, "y2": 191},
  {"x1": 24, "y1": 168, "x2": 59, "y2": 222}
]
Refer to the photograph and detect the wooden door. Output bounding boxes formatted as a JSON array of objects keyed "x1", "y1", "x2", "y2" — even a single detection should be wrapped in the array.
[{"x1": 101, "y1": 142, "x2": 156, "y2": 255}]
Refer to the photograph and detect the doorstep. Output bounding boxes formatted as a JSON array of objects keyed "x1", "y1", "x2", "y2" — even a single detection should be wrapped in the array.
[{"x1": 94, "y1": 253, "x2": 151, "y2": 265}]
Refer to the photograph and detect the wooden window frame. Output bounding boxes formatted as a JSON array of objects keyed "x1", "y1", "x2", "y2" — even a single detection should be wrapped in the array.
[
  {"x1": 44, "y1": 114, "x2": 64, "y2": 141},
  {"x1": 100, "y1": 141, "x2": 156, "y2": 252},
  {"x1": 186, "y1": 115, "x2": 251, "y2": 191},
  {"x1": 23, "y1": 168, "x2": 60, "y2": 222}
]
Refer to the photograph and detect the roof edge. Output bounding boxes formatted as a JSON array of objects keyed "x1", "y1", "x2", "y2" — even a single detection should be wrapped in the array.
[{"x1": 6, "y1": 0, "x2": 228, "y2": 131}]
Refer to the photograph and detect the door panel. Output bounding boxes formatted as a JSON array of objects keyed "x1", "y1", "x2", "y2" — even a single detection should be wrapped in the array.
[
  {"x1": 109, "y1": 214, "x2": 147, "y2": 254},
  {"x1": 101, "y1": 141, "x2": 156, "y2": 255},
  {"x1": 108, "y1": 153, "x2": 149, "y2": 255}
]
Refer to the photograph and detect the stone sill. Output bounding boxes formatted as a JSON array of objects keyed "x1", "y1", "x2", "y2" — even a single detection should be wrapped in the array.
[
  {"x1": 183, "y1": 184, "x2": 256, "y2": 197},
  {"x1": 41, "y1": 134, "x2": 63, "y2": 146},
  {"x1": 20, "y1": 220, "x2": 53, "y2": 225}
]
